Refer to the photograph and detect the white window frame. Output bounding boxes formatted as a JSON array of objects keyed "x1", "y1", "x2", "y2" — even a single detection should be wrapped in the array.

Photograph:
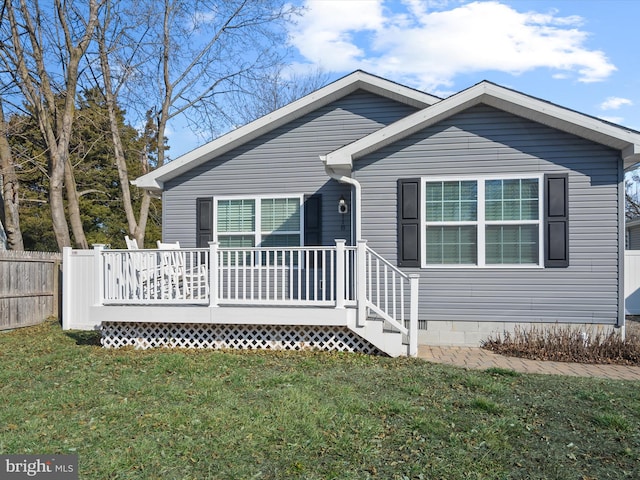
[
  {"x1": 421, "y1": 174, "x2": 544, "y2": 269},
  {"x1": 213, "y1": 194, "x2": 305, "y2": 247}
]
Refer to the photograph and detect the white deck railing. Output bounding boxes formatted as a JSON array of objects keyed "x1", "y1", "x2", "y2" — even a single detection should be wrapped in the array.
[
  {"x1": 358, "y1": 240, "x2": 419, "y2": 356},
  {"x1": 100, "y1": 247, "x2": 210, "y2": 304},
  {"x1": 94, "y1": 239, "x2": 418, "y2": 355},
  {"x1": 212, "y1": 243, "x2": 356, "y2": 306},
  {"x1": 96, "y1": 240, "x2": 356, "y2": 307}
]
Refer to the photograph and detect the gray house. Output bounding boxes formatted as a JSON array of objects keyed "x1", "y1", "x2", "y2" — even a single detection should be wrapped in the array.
[
  {"x1": 66, "y1": 71, "x2": 640, "y2": 354},
  {"x1": 627, "y1": 218, "x2": 640, "y2": 250}
]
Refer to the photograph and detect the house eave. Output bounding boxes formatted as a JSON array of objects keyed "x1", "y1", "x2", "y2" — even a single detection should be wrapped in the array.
[
  {"x1": 131, "y1": 177, "x2": 163, "y2": 192},
  {"x1": 323, "y1": 85, "x2": 485, "y2": 169},
  {"x1": 133, "y1": 70, "x2": 441, "y2": 192},
  {"x1": 324, "y1": 82, "x2": 640, "y2": 169},
  {"x1": 622, "y1": 144, "x2": 640, "y2": 171},
  {"x1": 480, "y1": 86, "x2": 640, "y2": 169}
]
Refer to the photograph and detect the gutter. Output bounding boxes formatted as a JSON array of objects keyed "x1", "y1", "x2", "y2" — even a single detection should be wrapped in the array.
[{"x1": 320, "y1": 156, "x2": 361, "y2": 242}]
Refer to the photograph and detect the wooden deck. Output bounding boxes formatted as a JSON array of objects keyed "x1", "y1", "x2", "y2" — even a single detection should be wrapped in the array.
[{"x1": 62, "y1": 241, "x2": 419, "y2": 356}]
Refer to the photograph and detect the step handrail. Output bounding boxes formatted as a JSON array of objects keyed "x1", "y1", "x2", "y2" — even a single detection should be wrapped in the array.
[{"x1": 357, "y1": 240, "x2": 419, "y2": 356}]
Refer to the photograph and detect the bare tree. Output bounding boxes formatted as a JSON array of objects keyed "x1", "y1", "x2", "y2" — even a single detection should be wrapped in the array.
[
  {"x1": 0, "y1": 0, "x2": 102, "y2": 250},
  {"x1": 94, "y1": 0, "x2": 298, "y2": 246},
  {"x1": 1, "y1": 0, "x2": 301, "y2": 249},
  {"x1": 229, "y1": 66, "x2": 332, "y2": 126},
  {"x1": 0, "y1": 97, "x2": 24, "y2": 250},
  {"x1": 124, "y1": 0, "x2": 298, "y2": 160},
  {"x1": 94, "y1": 0, "x2": 152, "y2": 246}
]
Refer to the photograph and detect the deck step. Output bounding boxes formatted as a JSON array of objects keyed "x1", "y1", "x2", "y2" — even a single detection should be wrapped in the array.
[{"x1": 347, "y1": 316, "x2": 405, "y2": 357}]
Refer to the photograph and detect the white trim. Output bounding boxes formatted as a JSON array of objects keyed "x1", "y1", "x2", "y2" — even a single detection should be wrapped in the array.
[
  {"x1": 626, "y1": 217, "x2": 640, "y2": 229},
  {"x1": 90, "y1": 305, "x2": 353, "y2": 326},
  {"x1": 133, "y1": 71, "x2": 440, "y2": 192},
  {"x1": 213, "y1": 194, "x2": 305, "y2": 247},
  {"x1": 421, "y1": 174, "x2": 544, "y2": 269},
  {"x1": 324, "y1": 81, "x2": 640, "y2": 170}
]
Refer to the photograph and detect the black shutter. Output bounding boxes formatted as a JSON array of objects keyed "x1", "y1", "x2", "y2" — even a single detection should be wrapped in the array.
[
  {"x1": 544, "y1": 173, "x2": 569, "y2": 267},
  {"x1": 196, "y1": 197, "x2": 213, "y2": 248},
  {"x1": 397, "y1": 179, "x2": 421, "y2": 267},
  {"x1": 304, "y1": 194, "x2": 322, "y2": 246}
]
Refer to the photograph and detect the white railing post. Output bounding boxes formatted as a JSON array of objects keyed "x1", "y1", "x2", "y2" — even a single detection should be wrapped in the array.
[
  {"x1": 356, "y1": 239, "x2": 368, "y2": 327},
  {"x1": 209, "y1": 242, "x2": 219, "y2": 307},
  {"x1": 335, "y1": 240, "x2": 346, "y2": 309},
  {"x1": 92, "y1": 244, "x2": 105, "y2": 306},
  {"x1": 409, "y1": 273, "x2": 420, "y2": 357},
  {"x1": 62, "y1": 247, "x2": 72, "y2": 329}
]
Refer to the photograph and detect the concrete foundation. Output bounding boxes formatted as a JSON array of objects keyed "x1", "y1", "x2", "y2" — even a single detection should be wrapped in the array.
[{"x1": 418, "y1": 321, "x2": 619, "y2": 347}]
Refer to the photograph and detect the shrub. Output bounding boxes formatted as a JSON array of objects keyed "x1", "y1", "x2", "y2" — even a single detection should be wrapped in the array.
[{"x1": 481, "y1": 324, "x2": 640, "y2": 366}]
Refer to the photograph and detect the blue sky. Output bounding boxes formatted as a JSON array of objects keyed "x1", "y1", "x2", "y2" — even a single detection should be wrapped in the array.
[{"x1": 169, "y1": 0, "x2": 639, "y2": 158}]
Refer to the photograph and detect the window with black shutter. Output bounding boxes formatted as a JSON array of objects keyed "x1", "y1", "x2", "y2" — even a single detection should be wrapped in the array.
[
  {"x1": 303, "y1": 194, "x2": 322, "y2": 246},
  {"x1": 544, "y1": 173, "x2": 569, "y2": 267},
  {"x1": 399, "y1": 173, "x2": 569, "y2": 269},
  {"x1": 196, "y1": 197, "x2": 213, "y2": 248},
  {"x1": 397, "y1": 178, "x2": 421, "y2": 267}
]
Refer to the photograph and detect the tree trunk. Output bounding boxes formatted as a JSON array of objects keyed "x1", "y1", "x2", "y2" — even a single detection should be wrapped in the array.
[
  {"x1": 64, "y1": 157, "x2": 88, "y2": 249},
  {"x1": 98, "y1": 19, "x2": 150, "y2": 248},
  {"x1": 40, "y1": 129, "x2": 72, "y2": 250},
  {"x1": 49, "y1": 151, "x2": 72, "y2": 249},
  {"x1": 134, "y1": 192, "x2": 151, "y2": 247},
  {"x1": 106, "y1": 103, "x2": 138, "y2": 235},
  {"x1": 1, "y1": 0, "x2": 101, "y2": 251},
  {"x1": 0, "y1": 103, "x2": 25, "y2": 251}
]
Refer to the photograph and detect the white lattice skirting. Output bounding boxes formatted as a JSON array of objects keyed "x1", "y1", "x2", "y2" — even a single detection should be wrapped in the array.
[{"x1": 100, "y1": 322, "x2": 381, "y2": 355}]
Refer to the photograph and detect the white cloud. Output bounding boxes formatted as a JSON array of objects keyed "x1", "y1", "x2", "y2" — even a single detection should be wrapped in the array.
[
  {"x1": 289, "y1": 0, "x2": 616, "y2": 90},
  {"x1": 289, "y1": 0, "x2": 386, "y2": 70},
  {"x1": 600, "y1": 97, "x2": 633, "y2": 110}
]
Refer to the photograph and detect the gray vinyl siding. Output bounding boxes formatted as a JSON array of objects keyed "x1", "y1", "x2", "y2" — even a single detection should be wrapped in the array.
[
  {"x1": 163, "y1": 90, "x2": 418, "y2": 247},
  {"x1": 355, "y1": 105, "x2": 622, "y2": 325}
]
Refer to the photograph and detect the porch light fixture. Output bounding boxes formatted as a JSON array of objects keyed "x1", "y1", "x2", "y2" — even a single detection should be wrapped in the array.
[{"x1": 338, "y1": 195, "x2": 348, "y2": 214}]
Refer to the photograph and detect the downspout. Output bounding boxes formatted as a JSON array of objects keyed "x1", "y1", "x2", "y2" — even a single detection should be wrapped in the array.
[
  {"x1": 619, "y1": 159, "x2": 626, "y2": 332},
  {"x1": 321, "y1": 158, "x2": 361, "y2": 242}
]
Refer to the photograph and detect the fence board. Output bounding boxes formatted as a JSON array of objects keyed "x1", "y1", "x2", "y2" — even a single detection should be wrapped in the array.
[{"x1": 0, "y1": 251, "x2": 61, "y2": 330}]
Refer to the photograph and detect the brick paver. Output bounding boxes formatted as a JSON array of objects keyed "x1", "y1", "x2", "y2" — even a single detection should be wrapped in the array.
[{"x1": 417, "y1": 346, "x2": 640, "y2": 380}]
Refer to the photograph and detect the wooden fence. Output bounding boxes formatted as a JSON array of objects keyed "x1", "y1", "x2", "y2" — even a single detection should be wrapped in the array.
[{"x1": 0, "y1": 251, "x2": 62, "y2": 330}]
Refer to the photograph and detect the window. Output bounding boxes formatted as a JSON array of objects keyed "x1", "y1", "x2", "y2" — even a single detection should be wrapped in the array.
[
  {"x1": 215, "y1": 196, "x2": 302, "y2": 248},
  {"x1": 260, "y1": 198, "x2": 301, "y2": 247},
  {"x1": 422, "y1": 176, "x2": 542, "y2": 267},
  {"x1": 484, "y1": 179, "x2": 539, "y2": 265},
  {"x1": 217, "y1": 199, "x2": 256, "y2": 248},
  {"x1": 425, "y1": 180, "x2": 478, "y2": 265}
]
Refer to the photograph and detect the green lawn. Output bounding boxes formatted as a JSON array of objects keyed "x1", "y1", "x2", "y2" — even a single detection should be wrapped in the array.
[{"x1": 1, "y1": 321, "x2": 639, "y2": 479}]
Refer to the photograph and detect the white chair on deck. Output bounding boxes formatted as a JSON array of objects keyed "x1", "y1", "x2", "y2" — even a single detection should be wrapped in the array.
[
  {"x1": 125, "y1": 235, "x2": 139, "y2": 250},
  {"x1": 124, "y1": 235, "x2": 157, "y2": 298},
  {"x1": 157, "y1": 241, "x2": 209, "y2": 299}
]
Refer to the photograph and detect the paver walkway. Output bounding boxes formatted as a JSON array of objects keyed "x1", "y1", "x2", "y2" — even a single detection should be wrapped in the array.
[{"x1": 417, "y1": 346, "x2": 640, "y2": 381}]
